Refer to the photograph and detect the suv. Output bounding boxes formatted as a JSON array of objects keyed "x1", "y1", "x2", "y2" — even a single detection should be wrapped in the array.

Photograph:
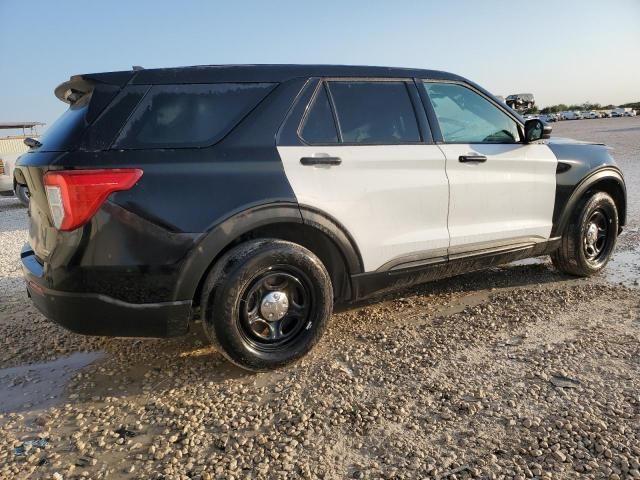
[
  {"x1": 505, "y1": 93, "x2": 535, "y2": 111},
  {"x1": 1, "y1": 153, "x2": 30, "y2": 205},
  {"x1": 17, "y1": 65, "x2": 626, "y2": 371}
]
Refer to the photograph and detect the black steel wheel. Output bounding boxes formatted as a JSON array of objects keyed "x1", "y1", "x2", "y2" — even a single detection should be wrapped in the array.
[
  {"x1": 201, "y1": 239, "x2": 333, "y2": 371},
  {"x1": 238, "y1": 268, "x2": 313, "y2": 349},
  {"x1": 582, "y1": 209, "x2": 611, "y2": 264},
  {"x1": 551, "y1": 192, "x2": 618, "y2": 276}
]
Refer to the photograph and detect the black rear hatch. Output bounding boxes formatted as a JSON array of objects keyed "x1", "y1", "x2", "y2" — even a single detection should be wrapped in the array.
[{"x1": 16, "y1": 72, "x2": 135, "y2": 261}]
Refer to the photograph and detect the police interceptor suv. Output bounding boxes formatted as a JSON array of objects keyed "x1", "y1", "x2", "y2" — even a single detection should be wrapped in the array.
[{"x1": 17, "y1": 65, "x2": 626, "y2": 371}]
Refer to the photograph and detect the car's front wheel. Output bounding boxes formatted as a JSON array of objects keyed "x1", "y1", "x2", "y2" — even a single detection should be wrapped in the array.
[
  {"x1": 551, "y1": 191, "x2": 618, "y2": 276},
  {"x1": 201, "y1": 239, "x2": 333, "y2": 371}
]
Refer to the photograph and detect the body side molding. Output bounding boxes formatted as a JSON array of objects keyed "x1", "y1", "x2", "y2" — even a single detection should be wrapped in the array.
[
  {"x1": 349, "y1": 238, "x2": 560, "y2": 301},
  {"x1": 376, "y1": 236, "x2": 548, "y2": 273}
]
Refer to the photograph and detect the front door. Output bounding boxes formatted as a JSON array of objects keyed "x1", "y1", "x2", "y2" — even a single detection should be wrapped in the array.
[{"x1": 421, "y1": 81, "x2": 557, "y2": 253}]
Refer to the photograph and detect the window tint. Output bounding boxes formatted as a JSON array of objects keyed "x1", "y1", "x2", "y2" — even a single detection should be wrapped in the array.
[
  {"x1": 36, "y1": 94, "x2": 91, "y2": 152},
  {"x1": 423, "y1": 82, "x2": 520, "y2": 143},
  {"x1": 328, "y1": 82, "x2": 420, "y2": 144},
  {"x1": 300, "y1": 85, "x2": 338, "y2": 144},
  {"x1": 114, "y1": 83, "x2": 274, "y2": 148}
]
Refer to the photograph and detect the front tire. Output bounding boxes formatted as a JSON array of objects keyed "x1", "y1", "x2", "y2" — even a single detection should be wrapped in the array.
[
  {"x1": 201, "y1": 240, "x2": 333, "y2": 371},
  {"x1": 551, "y1": 192, "x2": 618, "y2": 276}
]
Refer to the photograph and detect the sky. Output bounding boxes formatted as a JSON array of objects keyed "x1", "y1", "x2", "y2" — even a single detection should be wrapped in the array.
[{"x1": 0, "y1": 0, "x2": 638, "y2": 131}]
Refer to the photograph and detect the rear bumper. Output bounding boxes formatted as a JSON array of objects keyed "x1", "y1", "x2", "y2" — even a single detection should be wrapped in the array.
[{"x1": 21, "y1": 246, "x2": 191, "y2": 338}]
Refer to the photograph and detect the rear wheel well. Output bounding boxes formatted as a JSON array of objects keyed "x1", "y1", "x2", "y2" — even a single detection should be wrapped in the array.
[{"x1": 192, "y1": 222, "x2": 352, "y2": 311}]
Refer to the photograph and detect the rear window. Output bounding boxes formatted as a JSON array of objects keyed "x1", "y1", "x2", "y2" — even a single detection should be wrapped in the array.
[
  {"x1": 113, "y1": 83, "x2": 275, "y2": 149},
  {"x1": 36, "y1": 94, "x2": 91, "y2": 152},
  {"x1": 327, "y1": 81, "x2": 421, "y2": 144}
]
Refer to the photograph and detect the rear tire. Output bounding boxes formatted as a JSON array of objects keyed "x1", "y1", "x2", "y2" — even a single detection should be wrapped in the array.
[
  {"x1": 551, "y1": 192, "x2": 618, "y2": 276},
  {"x1": 14, "y1": 183, "x2": 29, "y2": 207},
  {"x1": 201, "y1": 239, "x2": 333, "y2": 371}
]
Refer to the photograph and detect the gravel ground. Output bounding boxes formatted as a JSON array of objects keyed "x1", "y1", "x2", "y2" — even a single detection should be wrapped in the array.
[
  {"x1": 0, "y1": 118, "x2": 639, "y2": 480},
  {"x1": 0, "y1": 197, "x2": 29, "y2": 298}
]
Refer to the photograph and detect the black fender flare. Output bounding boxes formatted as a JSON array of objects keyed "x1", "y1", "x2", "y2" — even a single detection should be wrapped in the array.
[
  {"x1": 553, "y1": 166, "x2": 626, "y2": 237},
  {"x1": 173, "y1": 202, "x2": 363, "y2": 301},
  {"x1": 298, "y1": 204, "x2": 364, "y2": 274}
]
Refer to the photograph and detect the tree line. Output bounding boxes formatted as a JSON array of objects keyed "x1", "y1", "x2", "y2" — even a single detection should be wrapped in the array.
[{"x1": 532, "y1": 101, "x2": 639, "y2": 114}]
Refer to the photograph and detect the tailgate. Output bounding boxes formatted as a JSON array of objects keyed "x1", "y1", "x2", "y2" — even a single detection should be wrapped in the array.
[{"x1": 15, "y1": 151, "x2": 67, "y2": 261}]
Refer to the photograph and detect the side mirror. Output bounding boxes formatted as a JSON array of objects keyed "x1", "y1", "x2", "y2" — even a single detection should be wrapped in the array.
[{"x1": 524, "y1": 119, "x2": 552, "y2": 142}]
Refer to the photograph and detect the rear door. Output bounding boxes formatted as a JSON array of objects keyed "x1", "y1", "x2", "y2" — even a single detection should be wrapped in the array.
[
  {"x1": 277, "y1": 79, "x2": 450, "y2": 272},
  {"x1": 420, "y1": 81, "x2": 557, "y2": 254}
]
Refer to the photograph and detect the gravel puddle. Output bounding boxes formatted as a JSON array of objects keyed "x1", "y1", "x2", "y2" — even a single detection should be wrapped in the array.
[{"x1": 0, "y1": 352, "x2": 104, "y2": 413}]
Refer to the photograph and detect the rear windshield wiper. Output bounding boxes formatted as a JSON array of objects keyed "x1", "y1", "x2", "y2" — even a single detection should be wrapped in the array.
[{"x1": 24, "y1": 137, "x2": 42, "y2": 149}]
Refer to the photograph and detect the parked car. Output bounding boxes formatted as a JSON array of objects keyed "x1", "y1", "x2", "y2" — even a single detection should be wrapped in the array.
[
  {"x1": 611, "y1": 111, "x2": 622, "y2": 118},
  {"x1": 0, "y1": 123, "x2": 43, "y2": 206},
  {"x1": 17, "y1": 64, "x2": 627, "y2": 371},
  {"x1": 584, "y1": 111, "x2": 598, "y2": 119},
  {"x1": 0, "y1": 154, "x2": 30, "y2": 205},
  {"x1": 0, "y1": 157, "x2": 12, "y2": 196},
  {"x1": 623, "y1": 110, "x2": 636, "y2": 117},
  {"x1": 563, "y1": 111, "x2": 582, "y2": 120},
  {"x1": 506, "y1": 93, "x2": 535, "y2": 111}
]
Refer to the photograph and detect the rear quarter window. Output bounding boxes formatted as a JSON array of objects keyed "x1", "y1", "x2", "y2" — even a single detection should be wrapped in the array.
[
  {"x1": 300, "y1": 84, "x2": 339, "y2": 144},
  {"x1": 113, "y1": 83, "x2": 275, "y2": 149}
]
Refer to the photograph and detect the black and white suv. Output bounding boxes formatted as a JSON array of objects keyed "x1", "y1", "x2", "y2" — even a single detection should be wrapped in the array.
[{"x1": 17, "y1": 65, "x2": 626, "y2": 371}]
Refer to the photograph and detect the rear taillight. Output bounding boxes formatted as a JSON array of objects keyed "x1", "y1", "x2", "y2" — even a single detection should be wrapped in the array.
[{"x1": 43, "y1": 169, "x2": 143, "y2": 231}]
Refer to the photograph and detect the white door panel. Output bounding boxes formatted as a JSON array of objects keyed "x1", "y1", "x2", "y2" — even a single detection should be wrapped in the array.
[
  {"x1": 277, "y1": 145, "x2": 449, "y2": 272},
  {"x1": 439, "y1": 143, "x2": 557, "y2": 248}
]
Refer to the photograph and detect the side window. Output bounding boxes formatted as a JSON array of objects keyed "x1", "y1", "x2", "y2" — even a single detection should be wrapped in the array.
[
  {"x1": 300, "y1": 84, "x2": 339, "y2": 144},
  {"x1": 113, "y1": 83, "x2": 275, "y2": 149},
  {"x1": 327, "y1": 81, "x2": 421, "y2": 144},
  {"x1": 423, "y1": 82, "x2": 520, "y2": 143}
]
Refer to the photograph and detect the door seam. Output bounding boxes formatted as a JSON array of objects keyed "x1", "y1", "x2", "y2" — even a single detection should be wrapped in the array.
[{"x1": 436, "y1": 143, "x2": 452, "y2": 257}]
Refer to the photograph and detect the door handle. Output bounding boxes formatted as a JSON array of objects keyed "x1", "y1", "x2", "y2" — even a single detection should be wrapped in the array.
[
  {"x1": 300, "y1": 156, "x2": 342, "y2": 166},
  {"x1": 459, "y1": 155, "x2": 487, "y2": 163}
]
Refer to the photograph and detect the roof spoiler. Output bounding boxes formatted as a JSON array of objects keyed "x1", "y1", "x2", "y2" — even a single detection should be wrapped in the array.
[{"x1": 54, "y1": 71, "x2": 136, "y2": 104}]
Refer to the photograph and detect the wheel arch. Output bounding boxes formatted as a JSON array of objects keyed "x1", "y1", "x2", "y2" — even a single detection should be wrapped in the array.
[
  {"x1": 553, "y1": 167, "x2": 627, "y2": 237},
  {"x1": 175, "y1": 203, "x2": 363, "y2": 309}
]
